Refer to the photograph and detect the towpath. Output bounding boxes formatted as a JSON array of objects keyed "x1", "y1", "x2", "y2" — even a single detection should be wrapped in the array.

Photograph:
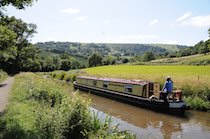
[{"x1": 0, "y1": 77, "x2": 14, "y2": 113}]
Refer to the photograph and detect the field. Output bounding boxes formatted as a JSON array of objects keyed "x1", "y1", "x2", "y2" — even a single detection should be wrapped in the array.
[
  {"x1": 50, "y1": 65, "x2": 210, "y2": 110},
  {"x1": 82, "y1": 65, "x2": 210, "y2": 88},
  {"x1": 78, "y1": 65, "x2": 210, "y2": 110},
  {"x1": 150, "y1": 53, "x2": 210, "y2": 65}
]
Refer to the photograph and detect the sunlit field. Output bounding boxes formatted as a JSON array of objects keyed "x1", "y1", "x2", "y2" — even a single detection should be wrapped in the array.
[{"x1": 83, "y1": 65, "x2": 210, "y2": 88}]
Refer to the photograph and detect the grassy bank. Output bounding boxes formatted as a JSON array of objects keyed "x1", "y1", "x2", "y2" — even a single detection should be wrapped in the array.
[
  {"x1": 0, "y1": 73, "x2": 135, "y2": 139},
  {"x1": 50, "y1": 65, "x2": 210, "y2": 111},
  {"x1": 150, "y1": 53, "x2": 210, "y2": 65},
  {"x1": 0, "y1": 70, "x2": 7, "y2": 83}
]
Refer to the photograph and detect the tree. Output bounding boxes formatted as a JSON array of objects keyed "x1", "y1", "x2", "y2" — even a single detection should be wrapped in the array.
[
  {"x1": 0, "y1": 25, "x2": 17, "y2": 63},
  {"x1": 0, "y1": 16, "x2": 38, "y2": 73},
  {"x1": 103, "y1": 56, "x2": 116, "y2": 65},
  {"x1": 88, "y1": 53, "x2": 102, "y2": 67},
  {"x1": 18, "y1": 44, "x2": 41, "y2": 71},
  {"x1": 52, "y1": 56, "x2": 61, "y2": 70},
  {"x1": 0, "y1": 0, "x2": 38, "y2": 73},
  {"x1": 208, "y1": 28, "x2": 210, "y2": 38},
  {"x1": 0, "y1": 0, "x2": 36, "y2": 9},
  {"x1": 122, "y1": 58, "x2": 129, "y2": 63},
  {"x1": 60, "y1": 59, "x2": 72, "y2": 71},
  {"x1": 142, "y1": 52, "x2": 155, "y2": 62}
]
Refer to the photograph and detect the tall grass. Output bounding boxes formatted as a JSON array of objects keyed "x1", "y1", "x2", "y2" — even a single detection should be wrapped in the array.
[
  {"x1": 83, "y1": 65, "x2": 210, "y2": 88},
  {"x1": 0, "y1": 73, "x2": 135, "y2": 139},
  {"x1": 0, "y1": 70, "x2": 7, "y2": 83}
]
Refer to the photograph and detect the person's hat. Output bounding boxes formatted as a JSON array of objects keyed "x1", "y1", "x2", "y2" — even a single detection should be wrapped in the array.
[{"x1": 167, "y1": 76, "x2": 171, "y2": 79}]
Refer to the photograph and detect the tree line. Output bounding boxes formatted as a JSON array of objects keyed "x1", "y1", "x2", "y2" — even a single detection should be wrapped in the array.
[{"x1": 1, "y1": 0, "x2": 210, "y2": 74}]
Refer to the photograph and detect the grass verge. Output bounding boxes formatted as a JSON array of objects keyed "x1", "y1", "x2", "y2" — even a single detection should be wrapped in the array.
[
  {"x1": 0, "y1": 72, "x2": 135, "y2": 139},
  {"x1": 0, "y1": 70, "x2": 7, "y2": 83}
]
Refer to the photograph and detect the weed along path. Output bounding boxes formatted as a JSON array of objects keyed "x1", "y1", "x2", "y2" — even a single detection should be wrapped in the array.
[{"x1": 0, "y1": 77, "x2": 14, "y2": 113}]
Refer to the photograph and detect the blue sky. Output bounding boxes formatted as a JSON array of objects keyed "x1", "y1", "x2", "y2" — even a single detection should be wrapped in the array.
[{"x1": 5, "y1": 0, "x2": 210, "y2": 45}]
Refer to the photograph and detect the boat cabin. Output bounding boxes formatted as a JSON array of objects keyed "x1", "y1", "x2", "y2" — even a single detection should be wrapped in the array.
[{"x1": 76, "y1": 76, "x2": 160, "y2": 99}]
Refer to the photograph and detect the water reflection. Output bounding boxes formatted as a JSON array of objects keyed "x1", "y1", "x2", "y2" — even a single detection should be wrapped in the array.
[{"x1": 80, "y1": 92, "x2": 210, "y2": 139}]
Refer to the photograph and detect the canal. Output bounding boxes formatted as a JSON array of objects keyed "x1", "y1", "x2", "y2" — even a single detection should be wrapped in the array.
[{"x1": 80, "y1": 91, "x2": 210, "y2": 139}]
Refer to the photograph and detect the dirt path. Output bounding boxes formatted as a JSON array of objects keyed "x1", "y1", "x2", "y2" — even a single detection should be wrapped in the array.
[{"x1": 0, "y1": 77, "x2": 14, "y2": 113}]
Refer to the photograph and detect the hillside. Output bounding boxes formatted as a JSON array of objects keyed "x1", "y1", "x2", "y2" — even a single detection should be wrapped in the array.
[
  {"x1": 36, "y1": 41, "x2": 188, "y2": 59},
  {"x1": 149, "y1": 52, "x2": 210, "y2": 65}
]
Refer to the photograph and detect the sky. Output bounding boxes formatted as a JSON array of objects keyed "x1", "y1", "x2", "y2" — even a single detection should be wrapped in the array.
[{"x1": 5, "y1": 0, "x2": 210, "y2": 46}]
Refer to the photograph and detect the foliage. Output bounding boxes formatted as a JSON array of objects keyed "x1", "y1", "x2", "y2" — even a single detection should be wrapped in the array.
[
  {"x1": 0, "y1": 15, "x2": 39, "y2": 73},
  {"x1": 175, "y1": 38, "x2": 210, "y2": 57},
  {"x1": 50, "y1": 70, "x2": 80, "y2": 82},
  {"x1": 0, "y1": 69, "x2": 7, "y2": 83},
  {"x1": 149, "y1": 52, "x2": 210, "y2": 65},
  {"x1": 0, "y1": 25, "x2": 17, "y2": 62},
  {"x1": 88, "y1": 53, "x2": 103, "y2": 67},
  {"x1": 0, "y1": 73, "x2": 134, "y2": 139},
  {"x1": 102, "y1": 55, "x2": 116, "y2": 65},
  {"x1": 36, "y1": 41, "x2": 186, "y2": 64},
  {"x1": 185, "y1": 96, "x2": 210, "y2": 111},
  {"x1": 86, "y1": 112, "x2": 135, "y2": 139},
  {"x1": 142, "y1": 51, "x2": 155, "y2": 62},
  {"x1": 0, "y1": 0, "x2": 36, "y2": 9}
]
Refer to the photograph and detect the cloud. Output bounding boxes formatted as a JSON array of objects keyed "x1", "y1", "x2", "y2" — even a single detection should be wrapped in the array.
[
  {"x1": 175, "y1": 11, "x2": 210, "y2": 27},
  {"x1": 176, "y1": 11, "x2": 192, "y2": 22},
  {"x1": 149, "y1": 19, "x2": 159, "y2": 26},
  {"x1": 61, "y1": 8, "x2": 80, "y2": 14},
  {"x1": 76, "y1": 16, "x2": 88, "y2": 21},
  {"x1": 179, "y1": 15, "x2": 210, "y2": 27}
]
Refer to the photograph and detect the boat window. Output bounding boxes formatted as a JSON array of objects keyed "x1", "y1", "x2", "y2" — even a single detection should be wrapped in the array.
[
  {"x1": 103, "y1": 81, "x2": 109, "y2": 88},
  {"x1": 125, "y1": 85, "x2": 133, "y2": 93},
  {"x1": 93, "y1": 80, "x2": 97, "y2": 86}
]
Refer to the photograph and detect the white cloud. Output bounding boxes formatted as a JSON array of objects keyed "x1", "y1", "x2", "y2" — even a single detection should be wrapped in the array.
[
  {"x1": 76, "y1": 16, "x2": 88, "y2": 21},
  {"x1": 189, "y1": 15, "x2": 210, "y2": 27},
  {"x1": 176, "y1": 11, "x2": 192, "y2": 22},
  {"x1": 175, "y1": 11, "x2": 210, "y2": 27},
  {"x1": 179, "y1": 15, "x2": 210, "y2": 27},
  {"x1": 149, "y1": 19, "x2": 159, "y2": 26},
  {"x1": 61, "y1": 8, "x2": 80, "y2": 14}
]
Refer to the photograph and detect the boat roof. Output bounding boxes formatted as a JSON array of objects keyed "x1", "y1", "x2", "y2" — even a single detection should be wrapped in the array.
[{"x1": 77, "y1": 76, "x2": 150, "y2": 86}]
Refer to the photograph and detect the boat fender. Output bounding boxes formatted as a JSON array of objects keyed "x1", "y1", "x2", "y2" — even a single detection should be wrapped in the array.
[{"x1": 149, "y1": 95, "x2": 158, "y2": 101}]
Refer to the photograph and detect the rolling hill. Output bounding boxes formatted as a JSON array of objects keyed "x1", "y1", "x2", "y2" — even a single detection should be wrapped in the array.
[{"x1": 36, "y1": 41, "x2": 188, "y2": 59}]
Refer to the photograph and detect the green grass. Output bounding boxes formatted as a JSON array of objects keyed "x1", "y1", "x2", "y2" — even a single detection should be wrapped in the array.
[
  {"x1": 0, "y1": 72, "x2": 135, "y2": 139},
  {"x1": 49, "y1": 65, "x2": 210, "y2": 111},
  {"x1": 0, "y1": 70, "x2": 7, "y2": 83},
  {"x1": 150, "y1": 53, "x2": 210, "y2": 65},
  {"x1": 82, "y1": 65, "x2": 210, "y2": 111},
  {"x1": 82, "y1": 65, "x2": 210, "y2": 88}
]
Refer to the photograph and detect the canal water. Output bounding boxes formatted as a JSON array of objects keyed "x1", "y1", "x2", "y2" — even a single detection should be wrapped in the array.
[{"x1": 80, "y1": 92, "x2": 210, "y2": 139}]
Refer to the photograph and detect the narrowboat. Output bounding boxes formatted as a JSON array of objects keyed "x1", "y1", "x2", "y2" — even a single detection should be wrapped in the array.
[{"x1": 74, "y1": 76, "x2": 186, "y2": 112}]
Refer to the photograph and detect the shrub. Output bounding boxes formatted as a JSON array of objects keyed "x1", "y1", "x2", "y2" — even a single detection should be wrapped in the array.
[
  {"x1": 0, "y1": 73, "x2": 135, "y2": 139},
  {"x1": 185, "y1": 96, "x2": 210, "y2": 111},
  {"x1": 0, "y1": 70, "x2": 7, "y2": 83}
]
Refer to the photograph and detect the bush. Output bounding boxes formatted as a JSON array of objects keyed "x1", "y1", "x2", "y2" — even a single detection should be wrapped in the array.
[
  {"x1": 185, "y1": 96, "x2": 210, "y2": 111},
  {"x1": 0, "y1": 73, "x2": 135, "y2": 139},
  {"x1": 0, "y1": 70, "x2": 7, "y2": 83}
]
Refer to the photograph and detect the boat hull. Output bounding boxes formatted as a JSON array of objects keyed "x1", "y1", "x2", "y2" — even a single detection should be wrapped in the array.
[{"x1": 74, "y1": 82, "x2": 186, "y2": 114}]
